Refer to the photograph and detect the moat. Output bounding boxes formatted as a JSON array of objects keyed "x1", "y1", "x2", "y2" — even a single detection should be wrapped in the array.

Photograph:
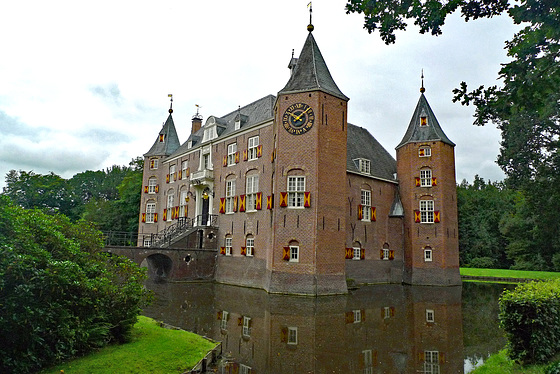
[{"x1": 142, "y1": 281, "x2": 511, "y2": 373}]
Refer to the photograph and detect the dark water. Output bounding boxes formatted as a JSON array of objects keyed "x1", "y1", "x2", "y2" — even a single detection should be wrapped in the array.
[{"x1": 142, "y1": 281, "x2": 513, "y2": 374}]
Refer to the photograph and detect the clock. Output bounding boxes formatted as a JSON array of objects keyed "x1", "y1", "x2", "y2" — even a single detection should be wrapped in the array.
[{"x1": 282, "y1": 103, "x2": 315, "y2": 135}]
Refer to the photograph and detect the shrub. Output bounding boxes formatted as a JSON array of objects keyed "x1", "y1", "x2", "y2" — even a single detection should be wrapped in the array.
[
  {"x1": 499, "y1": 279, "x2": 560, "y2": 364},
  {"x1": 0, "y1": 196, "x2": 151, "y2": 373},
  {"x1": 545, "y1": 361, "x2": 560, "y2": 374}
]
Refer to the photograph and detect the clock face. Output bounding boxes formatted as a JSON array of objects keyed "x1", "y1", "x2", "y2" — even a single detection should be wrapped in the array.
[{"x1": 282, "y1": 103, "x2": 315, "y2": 135}]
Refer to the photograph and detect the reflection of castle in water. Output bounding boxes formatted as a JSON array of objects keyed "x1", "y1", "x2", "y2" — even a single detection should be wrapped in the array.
[{"x1": 143, "y1": 283, "x2": 463, "y2": 373}]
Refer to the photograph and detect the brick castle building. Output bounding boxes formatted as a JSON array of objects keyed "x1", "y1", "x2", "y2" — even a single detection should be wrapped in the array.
[{"x1": 137, "y1": 24, "x2": 461, "y2": 295}]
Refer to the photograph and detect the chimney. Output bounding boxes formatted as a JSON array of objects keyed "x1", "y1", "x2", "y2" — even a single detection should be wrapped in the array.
[{"x1": 191, "y1": 114, "x2": 202, "y2": 134}]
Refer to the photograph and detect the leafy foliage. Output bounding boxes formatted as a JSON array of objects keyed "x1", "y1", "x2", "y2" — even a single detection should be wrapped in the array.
[
  {"x1": 0, "y1": 196, "x2": 151, "y2": 373},
  {"x1": 499, "y1": 279, "x2": 560, "y2": 364}
]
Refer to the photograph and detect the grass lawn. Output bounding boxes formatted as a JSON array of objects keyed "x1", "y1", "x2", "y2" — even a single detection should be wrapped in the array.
[
  {"x1": 40, "y1": 316, "x2": 218, "y2": 374},
  {"x1": 460, "y1": 268, "x2": 560, "y2": 281}
]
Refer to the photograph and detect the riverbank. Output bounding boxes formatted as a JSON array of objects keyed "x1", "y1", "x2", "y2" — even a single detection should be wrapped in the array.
[
  {"x1": 460, "y1": 268, "x2": 560, "y2": 283},
  {"x1": 39, "y1": 316, "x2": 219, "y2": 374}
]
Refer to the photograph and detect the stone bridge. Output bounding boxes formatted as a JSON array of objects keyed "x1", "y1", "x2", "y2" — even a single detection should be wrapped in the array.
[{"x1": 105, "y1": 246, "x2": 217, "y2": 281}]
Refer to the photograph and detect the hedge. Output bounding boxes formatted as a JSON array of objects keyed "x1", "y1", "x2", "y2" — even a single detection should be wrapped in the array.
[{"x1": 499, "y1": 279, "x2": 560, "y2": 364}]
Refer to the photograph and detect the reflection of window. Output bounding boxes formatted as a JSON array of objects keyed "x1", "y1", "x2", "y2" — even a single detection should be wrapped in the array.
[
  {"x1": 287, "y1": 327, "x2": 298, "y2": 345},
  {"x1": 361, "y1": 189, "x2": 371, "y2": 221},
  {"x1": 246, "y1": 175, "x2": 259, "y2": 211},
  {"x1": 382, "y1": 243, "x2": 390, "y2": 260},
  {"x1": 288, "y1": 176, "x2": 305, "y2": 208},
  {"x1": 363, "y1": 350, "x2": 373, "y2": 374},
  {"x1": 420, "y1": 169, "x2": 432, "y2": 187},
  {"x1": 353, "y1": 309, "x2": 362, "y2": 323},
  {"x1": 424, "y1": 351, "x2": 440, "y2": 374},
  {"x1": 148, "y1": 177, "x2": 157, "y2": 194},
  {"x1": 246, "y1": 236, "x2": 254, "y2": 257},
  {"x1": 424, "y1": 247, "x2": 433, "y2": 262},
  {"x1": 426, "y1": 309, "x2": 435, "y2": 323},
  {"x1": 242, "y1": 316, "x2": 251, "y2": 337},
  {"x1": 226, "y1": 180, "x2": 236, "y2": 213},
  {"x1": 248, "y1": 136, "x2": 259, "y2": 160},
  {"x1": 240, "y1": 364, "x2": 252, "y2": 374},
  {"x1": 227, "y1": 143, "x2": 237, "y2": 166},
  {"x1": 220, "y1": 311, "x2": 228, "y2": 330},
  {"x1": 290, "y1": 245, "x2": 299, "y2": 262},
  {"x1": 146, "y1": 202, "x2": 156, "y2": 223},
  {"x1": 420, "y1": 200, "x2": 434, "y2": 223},
  {"x1": 225, "y1": 237, "x2": 232, "y2": 256}
]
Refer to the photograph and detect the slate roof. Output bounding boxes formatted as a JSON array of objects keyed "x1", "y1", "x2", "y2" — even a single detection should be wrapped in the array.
[
  {"x1": 347, "y1": 124, "x2": 397, "y2": 181},
  {"x1": 279, "y1": 32, "x2": 348, "y2": 101},
  {"x1": 396, "y1": 93, "x2": 455, "y2": 149},
  {"x1": 144, "y1": 112, "x2": 181, "y2": 157}
]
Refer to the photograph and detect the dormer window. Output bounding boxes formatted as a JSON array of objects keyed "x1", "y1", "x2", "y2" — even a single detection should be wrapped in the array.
[
  {"x1": 354, "y1": 158, "x2": 371, "y2": 174},
  {"x1": 235, "y1": 118, "x2": 241, "y2": 130},
  {"x1": 159, "y1": 134, "x2": 165, "y2": 142},
  {"x1": 202, "y1": 117, "x2": 219, "y2": 142},
  {"x1": 420, "y1": 110, "x2": 428, "y2": 127}
]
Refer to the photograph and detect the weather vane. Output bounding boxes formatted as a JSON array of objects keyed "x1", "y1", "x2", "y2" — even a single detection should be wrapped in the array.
[
  {"x1": 307, "y1": 2, "x2": 314, "y2": 32},
  {"x1": 420, "y1": 70, "x2": 426, "y2": 93},
  {"x1": 168, "y1": 94, "x2": 173, "y2": 113}
]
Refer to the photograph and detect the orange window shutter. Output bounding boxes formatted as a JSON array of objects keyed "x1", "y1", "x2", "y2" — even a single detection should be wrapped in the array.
[
  {"x1": 419, "y1": 148, "x2": 425, "y2": 156},
  {"x1": 345, "y1": 311, "x2": 354, "y2": 324},
  {"x1": 256, "y1": 192, "x2": 262, "y2": 210},
  {"x1": 150, "y1": 159, "x2": 155, "y2": 168},
  {"x1": 360, "y1": 248, "x2": 365, "y2": 260},
  {"x1": 184, "y1": 205, "x2": 188, "y2": 217},
  {"x1": 358, "y1": 204, "x2": 363, "y2": 220},
  {"x1": 141, "y1": 213, "x2": 146, "y2": 223},
  {"x1": 239, "y1": 194, "x2": 246, "y2": 212},
  {"x1": 219, "y1": 198, "x2": 226, "y2": 214},
  {"x1": 304, "y1": 191, "x2": 311, "y2": 207},
  {"x1": 235, "y1": 151, "x2": 240, "y2": 163},
  {"x1": 257, "y1": 144, "x2": 263, "y2": 157},
  {"x1": 220, "y1": 247, "x2": 226, "y2": 255},
  {"x1": 432, "y1": 177, "x2": 438, "y2": 186},
  {"x1": 415, "y1": 177, "x2": 421, "y2": 187},
  {"x1": 243, "y1": 149, "x2": 248, "y2": 161},
  {"x1": 414, "y1": 210, "x2": 421, "y2": 223},
  {"x1": 155, "y1": 185, "x2": 159, "y2": 193},
  {"x1": 389, "y1": 250, "x2": 395, "y2": 260},
  {"x1": 418, "y1": 352, "x2": 426, "y2": 362},
  {"x1": 361, "y1": 309, "x2": 366, "y2": 322},
  {"x1": 178, "y1": 170, "x2": 182, "y2": 179},
  {"x1": 241, "y1": 247, "x2": 246, "y2": 256},
  {"x1": 217, "y1": 311, "x2": 222, "y2": 320},
  {"x1": 267, "y1": 195, "x2": 273, "y2": 209},
  {"x1": 166, "y1": 174, "x2": 170, "y2": 183},
  {"x1": 144, "y1": 186, "x2": 148, "y2": 193},
  {"x1": 439, "y1": 352, "x2": 446, "y2": 364},
  {"x1": 163, "y1": 209, "x2": 167, "y2": 221},
  {"x1": 282, "y1": 247, "x2": 290, "y2": 261},
  {"x1": 238, "y1": 317, "x2": 243, "y2": 326},
  {"x1": 154, "y1": 213, "x2": 158, "y2": 222},
  {"x1": 371, "y1": 206, "x2": 376, "y2": 221},
  {"x1": 390, "y1": 307, "x2": 395, "y2": 317},
  {"x1": 434, "y1": 211, "x2": 441, "y2": 223},
  {"x1": 281, "y1": 327, "x2": 288, "y2": 342},
  {"x1": 186, "y1": 167, "x2": 190, "y2": 177},
  {"x1": 380, "y1": 249, "x2": 384, "y2": 259},
  {"x1": 279, "y1": 192, "x2": 288, "y2": 207},
  {"x1": 174, "y1": 172, "x2": 177, "y2": 181},
  {"x1": 223, "y1": 156, "x2": 227, "y2": 167},
  {"x1": 345, "y1": 248, "x2": 353, "y2": 259},
  {"x1": 233, "y1": 196, "x2": 238, "y2": 212}
]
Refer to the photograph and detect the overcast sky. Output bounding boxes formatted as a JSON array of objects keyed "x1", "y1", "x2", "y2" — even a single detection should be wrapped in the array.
[{"x1": 0, "y1": 1, "x2": 521, "y2": 189}]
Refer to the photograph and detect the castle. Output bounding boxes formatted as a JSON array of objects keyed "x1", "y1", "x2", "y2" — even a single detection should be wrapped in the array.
[{"x1": 137, "y1": 24, "x2": 461, "y2": 295}]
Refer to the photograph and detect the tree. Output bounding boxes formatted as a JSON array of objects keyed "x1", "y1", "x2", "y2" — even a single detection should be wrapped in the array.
[{"x1": 0, "y1": 195, "x2": 151, "y2": 373}]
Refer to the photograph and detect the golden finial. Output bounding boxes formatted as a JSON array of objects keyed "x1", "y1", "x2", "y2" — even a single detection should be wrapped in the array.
[{"x1": 420, "y1": 70, "x2": 426, "y2": 93}]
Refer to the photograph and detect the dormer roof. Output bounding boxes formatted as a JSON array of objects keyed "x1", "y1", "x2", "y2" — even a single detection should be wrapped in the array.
[
  {"x1": 279, "y1": 32, "x2": 348, "y2": 101},
  {"x1": 144, "y1": 113, "x2": 181, "y2": 157},
  {"x1": 396, "y1": 93, "x2": 455, "y2": 149}
]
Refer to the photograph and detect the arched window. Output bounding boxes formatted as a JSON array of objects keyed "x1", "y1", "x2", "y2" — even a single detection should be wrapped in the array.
[{"x1": 424, "y1": 246, "x2": 433, "y2": 262}]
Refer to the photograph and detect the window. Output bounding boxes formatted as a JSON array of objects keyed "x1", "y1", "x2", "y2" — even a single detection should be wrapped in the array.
[
  {"x1": 146, "y1": 202, "x2": 156, "y2": 223},
  {"x1": 287, "y1": 327, "x2": 298, "y2": 345},
  {"x1": 179, "y1": 190, "x2": 188, "y2": 218},
  {"x1": 203, "y1": 153, "x2": 210, "y2": 170},
  {"x1": 353, "y1": 247, "x2": 361, "y2": 260},
  {"x1": 424, "y1": 247, "x2": 433, "y2": 262},
  {"x1": 358, "y1": 158, "x2": 371, "y2": 174},
  {"x1": 426, "y1": 309, "x2": 435, "y2": 323},
  {"x1": 288, "y1": 176, "x2": 305, "y2": 208},
  {"x1": 220, "y1": 311, "x2": 228, "y2": 330},
  {"x1": 419, "y1": 146, "x2": 431, "y2": 157},
  {"x1": 361, "y1": 189, "x2": 371, "y2": 221},
  {"x1": 181, "y1": 161, "x2": 188, "y2": 179},
  {"x1": 353, "y1": 309, "x2": 362, "y2": 323},
  {"x1": 226, "y1": 180, "x2": 236, "y2": 213},
  {"x1": 227, "y1": 143, "x2": 237, "y2": 166},
  {"x1": 240, "y1": 364, "x2": 252, "y2": 374},
  {"x1": 225, "y1": 237, "x2": 232, "y2": 256},
  {"x1": 246, "y1": 236, "x2": 254, "y2": 257},
  {"x1": 290, "y1": 245, "x2": 299, "y2": 262},
  {"x1": 167, "y1": 192, "x2": 175, "y2": 221},
  {"x1": 248, "y1": 136, "x2": 259, "y2": 160},
  {"x1": 159, "y1": 134, "x2": 165, "y2": 142},
  {"x1": 169, "y1": 165, "x2": 176, "y2": 183},
  {"x1": 420, "y1": 200, "x2": 434, "y2": 223},
  {"x1": 143, "y1": 238, "x2": 152, "y2": 247},
  {"x1": 424, "y1": 351, "x2": 440, "y2": 374},
  {"x1": 363, "y1": 350, "x2": 373, "y2": 374},
  {"x1": 420, "y1": 116, "x2": 428, "y2": 127},
  {"x1": 148, "y1": 177, "x2": 157, "y2": 194},
  {"x1": 242, "y1": 316, "x2": 251, "y2": 337},
  {"x1": 150, "y1": 158, "x2": 158, "y2": 169},
  {"x1": 246, "y1": 175, "x2": 259, "y2": 211},
  {"x1": 420, "y1": 168, "x2": 432, "y2": 187},
  {"x1": 383, "y1": 307, "x2": 391, "y2": 319}
]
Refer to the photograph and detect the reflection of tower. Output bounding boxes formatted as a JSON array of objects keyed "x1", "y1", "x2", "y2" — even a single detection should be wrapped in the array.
[
  {"x1": 396, "y1": 81, "x2": 462, "y2": 286},
  {"x1": 268, "y1": 23, "x2": 349, "y2": 295}
]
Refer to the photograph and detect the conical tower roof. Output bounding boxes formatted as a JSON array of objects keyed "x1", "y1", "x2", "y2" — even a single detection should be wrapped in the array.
[
  {"x1": 396, "y1": 93, "x2": 455, "y2": 149},
  {"x1": 279, "y1": 32, "x2": 348, "y2": 101},
  {"x1": 144, "y1": 112, "x2": 181, "y2": 157}
]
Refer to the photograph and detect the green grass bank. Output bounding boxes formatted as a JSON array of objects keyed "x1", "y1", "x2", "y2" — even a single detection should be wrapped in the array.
[
  {"x1": 461, "y1": 268, "x2": 560, "y2": 282},
  {"x1": 40, "y1": 316, "x2": 218, "y2": 374}
]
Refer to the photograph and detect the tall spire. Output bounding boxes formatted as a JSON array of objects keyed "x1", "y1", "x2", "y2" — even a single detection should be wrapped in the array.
[{"x1": 144, "y1": 95, "x2": 181, "y2": 157}]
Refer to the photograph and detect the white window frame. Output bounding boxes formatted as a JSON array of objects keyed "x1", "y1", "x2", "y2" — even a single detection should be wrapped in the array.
[
  {"x1": 289, "y1": 245, "x2": 299, "y2": 262},
  {"x1": 167, "y1": 192, "x2": 174, "y2": 221},
  {"x1": 146, "y1": 202, "x2": 156, "y2": 223},
  {"x1": 242, "y1": 316, "x2": 251, "y2": 337},
  {"x1": 143, "y1": 238, "x2": 152, "y2": 247},
  {"x1": 246, "y1": 175, "x2": 259, "y2": 212},
  {"x1": 202, "y1": 153, "x2": 210, "y2": 170},
  {"x1": 361, "y1": 189, "x2": 371, "y2": 221},
  {"x1": 169, "y1": 165, "x2": 176, "y2": 183},
  {"x1": 220, "y1": 310, "x2": 228, "y2": 330},
  {"x1": 426, "y1": 309, "x2": 435, "y2": 323},
  {"x1": 419, "y1": 146, "x2": 431, "y2": 157},
  {"x1": 181, "y1": 160, "x2": 188, "y2": 179},
  {"x1": 420, "y1": 168, "x2": 432, "y2": 187},
  {"x1": 382, "y1": 247, "x2": 390, "y2": 260},
  {"x1": 359, "y1": 158, "x2": 371, "y2": 174},
  {"x1": 240, "y1": 364, "x2": 251, "y2": 374},
  {"x1": 287, "y1": 327, "x2": 298, "y2": 345},
  {"x1": 383, "y1": 306, "x2": 391, "y2": 319},
  {"x1": 420, "y1": 200, "x2": 434, "y2": 223},
  {"x1": 150, "y1": 158, "x2": 158, "y2": 170},
  {"x1": 180, "y1": 190, "x2": 188, "y2": 218},
  {"x1": 227, "y1": 143, "x2": 237, "y2": 166},
  {"x1": 248, "y1": 136, "x2": 259, "y2": 161},
  {"x1": 246, "y1": 237, "x2": 254, "y2": 257},
  {"x1": 225, "y1": 237, "x2": 232, "y2": 256},
  {"x1": 148, "y1": 177, "x2": 157, "y2": 194},
  {"x1": 424, "y1": 248, "x2": 433, "y2": 262},
  {"x1": 424, "y1": 351, "x2": 440, "y2": 374},
  {"x1": 226, "y1": 180, "x2": 236, "y2": 214},
  {"x1": 363, "y1": 349, "x2": 374, "y2": 374},
  {"x1": 288, "y1": 176, "x2": 305, "y2": 208},
  {"x1": 353, "y1": 309, "x2": 362, "y2": 323},
  {"x1": 353, "y1": 247, "x2": 361, "y2": 260}
]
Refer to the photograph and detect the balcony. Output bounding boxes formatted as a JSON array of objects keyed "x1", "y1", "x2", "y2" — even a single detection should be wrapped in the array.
[{"x1": 190, "y1": 169, "x2": 214, "y2": 185}]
